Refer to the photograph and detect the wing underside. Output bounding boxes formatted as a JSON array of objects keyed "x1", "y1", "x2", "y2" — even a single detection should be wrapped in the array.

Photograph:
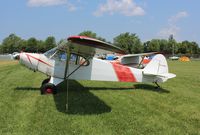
[{"x1": 67, "y1": 36, "x2": 126, "y2": 57}]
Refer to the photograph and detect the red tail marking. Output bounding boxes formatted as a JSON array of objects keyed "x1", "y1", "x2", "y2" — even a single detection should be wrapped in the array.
[
  {"x1": 142, "y1": 59, "x2": 151, "y2": 64},
  {"x1": 111, "y1": 63, "x2": 137, "y2": 82}
]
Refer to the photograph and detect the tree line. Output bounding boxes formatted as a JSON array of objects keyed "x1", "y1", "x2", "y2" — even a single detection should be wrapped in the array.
[
  {"x1": 0, "y1": 31, "x2": 200, "y2": 57},
  {"x1": 0, "y1": 34, "x2": 56, "y2": 54}
]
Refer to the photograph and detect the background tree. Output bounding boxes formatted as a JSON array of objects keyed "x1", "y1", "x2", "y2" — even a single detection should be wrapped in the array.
[
  {"x1": 79, "y1": 30, "x2": 106, "y2": 42},
  {"x1": 189, "y1": 42, "x2": 199, "y2": 55},
  {"x1": 0, "y1": 44, "x2": 2, "y2": 53},
  {"x1": 79, "y1": 31, "x2": 97, "y2": 38},
  {"x1": 44, "y1": 36, "x2": 56, "y2": 52},
  {"x1": 146, "y1": 39, "x2": 160, "y2": 52},
  {"x1": 1, "y1": 34, "x2": 22, "y2": 53},
  {"x1": 144, "y1": 39, "x2": 169, "y2": 53},
  {"x1": 18, "y1": 39, "x2": 27, "y2": 52},
  {"x1": 191, "y1": 42, "x2": 199, "y2": 54},
  {"x1": 143, "y1": 41, "x2": 150, "y2": 52},
  {"x1": 179, "y1": 41, "x2": 189, "y2": 54},
  {"x1": 114, "y1": 32, "x2": 143, "y2": 54},
  {"x1": 0, "y1": 32, "x2": 199, "y2": 56},
  {"x1": 159, "y1": 39, "x2": 169, "y2": 53},
  {"x1": 178, "y1": 41, "x2": 199, "y2": 56},
  {"x1": 57, "y1": 39, "x2": 65, "y2": 45},
  {"x1": 37, "y1": 40, "x2": 45, "y2": 53},
  {"x1": 168, "y1": 34, "x2": 178, "y2": 54},
  {"x1": 26, "y1": 37, "x2": 38, "y2": 52}
]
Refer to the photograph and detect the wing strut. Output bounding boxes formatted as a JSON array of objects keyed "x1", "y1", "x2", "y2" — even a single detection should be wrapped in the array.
[
  {"x1": 64, "y1": 47, "x2": 71, "y2": 112},
  {"x1": 137, "y1": 56, "x2": 145, "y2": 68},
  {"x1": 64, "y1": 46, "x2": 91, "y2": 112}
]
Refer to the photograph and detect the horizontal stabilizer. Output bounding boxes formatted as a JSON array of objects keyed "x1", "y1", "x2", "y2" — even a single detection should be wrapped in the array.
[
  {"x1": 158, "y1": 73, "x2": 176, "y2": 78},
  {"x1": 144, "y1": 72, "x2": 176, "y2": 79}
]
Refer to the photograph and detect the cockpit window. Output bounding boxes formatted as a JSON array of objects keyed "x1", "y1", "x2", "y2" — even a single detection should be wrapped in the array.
[
  {"x1": 44, "y1": 47, "x2": 57, "y2": 58},
  {"x1": 44, "y1": 48, "x2": 89, "y2": 66}
]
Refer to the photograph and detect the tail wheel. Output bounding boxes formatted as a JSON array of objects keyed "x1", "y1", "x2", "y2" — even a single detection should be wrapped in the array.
[
  {"x1": 41, "y1": 78, "x2": 50, "y2": 86},
  {"x1": 40, "y1": 83, "x2": 57, "y2": 95}
]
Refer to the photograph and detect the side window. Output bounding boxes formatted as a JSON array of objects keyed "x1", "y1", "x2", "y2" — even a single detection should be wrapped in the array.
[
  {"x1": 60, "y1": 53, "x2": 66, "y2": 61},
  {"x1": 78, "y1": 56, "x2": 89, "y2": 66},
  {"x1": 71, "y1": 54, "x2": 89, "y2": 66},
  {"x1": 70, "y1": 54, "x2": 77, "y2": 64},
  {"x1": 57, "y1": 53, "x2": 77, "y2": 64},
  {"x1": 49, "y1": 51, "x2": 89, "y2": 66}
]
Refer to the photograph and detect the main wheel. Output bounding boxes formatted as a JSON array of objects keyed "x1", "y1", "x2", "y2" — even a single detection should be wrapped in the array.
[
  {"x1": 40, "y1": 83, "x2": 57, "y2": 95},
  {"x1": 41, "y1": 78, "x2": 50, "y2": 86}
]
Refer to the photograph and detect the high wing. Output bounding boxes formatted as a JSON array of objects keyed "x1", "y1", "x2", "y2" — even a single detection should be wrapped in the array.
[{"x1": 66, "y1": 36, "x2": 126, "y2": 57}]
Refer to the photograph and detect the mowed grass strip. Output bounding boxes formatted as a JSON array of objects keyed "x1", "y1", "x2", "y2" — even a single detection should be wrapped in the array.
[{"x1": 0, "y1": 60, "x2": 200, "y2": 135}]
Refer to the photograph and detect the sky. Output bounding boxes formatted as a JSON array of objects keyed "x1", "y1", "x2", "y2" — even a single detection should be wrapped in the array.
[{"x1": 0, "y1": 0, "x2": 200, "y2": 44}]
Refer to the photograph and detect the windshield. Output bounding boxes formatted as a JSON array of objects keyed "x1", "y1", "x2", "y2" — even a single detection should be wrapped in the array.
[
  {"x1": 44, "y1": 47, "x2": 89, "y2": 66},
  {"x1": 44, "y1": 47, "x2": 57, "y2": 58}
]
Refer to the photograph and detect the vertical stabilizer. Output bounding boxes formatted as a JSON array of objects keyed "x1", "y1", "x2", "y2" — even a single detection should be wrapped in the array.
[{"x1": 143, "y1": 54, "x2": 176, "y2": 82}]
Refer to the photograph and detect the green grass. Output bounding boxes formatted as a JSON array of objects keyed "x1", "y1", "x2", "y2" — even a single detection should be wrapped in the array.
[{"x1": 0, "y1": 60, "x2": 200, "y2": 135}]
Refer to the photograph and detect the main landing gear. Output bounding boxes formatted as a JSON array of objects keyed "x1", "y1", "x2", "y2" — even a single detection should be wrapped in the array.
[
  {"x1": 40, "y1": 78, "x2": 57, "y2": 95},
  {"x1": 154, "y1": 82, "x2": 161, "y2": 89}
]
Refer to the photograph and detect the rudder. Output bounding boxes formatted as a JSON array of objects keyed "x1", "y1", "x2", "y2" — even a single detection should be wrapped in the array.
[{"x1": 143, "y1": 54, "x2": 169, "y2": 75}]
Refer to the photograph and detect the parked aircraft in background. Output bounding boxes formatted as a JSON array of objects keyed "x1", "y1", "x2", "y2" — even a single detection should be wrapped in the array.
[{"x1": 169, "y1": 56, "x2": 179, "y2": 60}]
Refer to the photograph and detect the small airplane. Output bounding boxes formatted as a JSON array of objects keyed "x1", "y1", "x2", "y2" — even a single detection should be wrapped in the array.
[
  {"x1": 169, "y1": 56, "x2": 179, "y2": 60},
  {"x1": 19, "y1": 36, "x2": 176, "y2": 95}
]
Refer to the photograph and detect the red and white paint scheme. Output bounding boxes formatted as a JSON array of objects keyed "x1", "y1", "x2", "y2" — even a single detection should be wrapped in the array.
[{"x1": 19, "y1": 36, "x2": 176, "y2": 94}]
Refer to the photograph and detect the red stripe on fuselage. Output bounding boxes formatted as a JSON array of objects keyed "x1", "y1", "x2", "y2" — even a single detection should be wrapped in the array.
[
  {"x1": 26, "y1": 54, "x2": 32, "y2": 65},
  {"x1": 26, "y1": 54, "x2": 52, "y2": 67},
  {"x1": 111, "y1": 62, "x2": 137, "y2": 82}
]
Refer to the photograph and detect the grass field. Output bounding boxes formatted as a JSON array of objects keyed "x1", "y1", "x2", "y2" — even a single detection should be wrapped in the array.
[{"x1": 0, "y1": 60, "x2": 200, "y2": 135}]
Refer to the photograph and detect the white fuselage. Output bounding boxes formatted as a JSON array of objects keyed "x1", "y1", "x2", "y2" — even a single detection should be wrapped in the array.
[
  {"x1": 19, "y1": 52, "x2": 175, "y2": 85},
  {"x1": 19, "y1": 52, "x2": 143, "y2": 81}
]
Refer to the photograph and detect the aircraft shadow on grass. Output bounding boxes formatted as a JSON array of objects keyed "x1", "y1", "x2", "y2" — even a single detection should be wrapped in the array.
[
  {"x1": 133, "y1": 84, "x2": 170, "y2": 93},
  {"x1": 84, "y1": 84, "x2": 170, "y2": 93},
  {"x1": 54, "y1": 80, "x2": 111, "y2": 115},
  {"x1": 14, "y1": 80, "x2": 112, "y2": 115},
  {"x1": 15, "y1": 87, "x2": 40, "y2": 91},
  {"x1": 58, "y1": 82, "x2": 170, "y2": 114},
  {"x1": 14, "y1": 81, "x2": 169, "y2": 115}
]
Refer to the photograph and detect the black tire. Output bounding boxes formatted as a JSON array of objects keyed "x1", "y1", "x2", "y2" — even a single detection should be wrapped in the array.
[
  {"x1": 41, "y1": 78, "x2": 50, "y2": 86},
  {"x1": 40, "y1": 83, "x2": 57, "y2": 95}
]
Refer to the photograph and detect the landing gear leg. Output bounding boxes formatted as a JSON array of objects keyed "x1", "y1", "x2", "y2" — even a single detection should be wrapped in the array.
[
  {"x1": 41, "y1": 78, "x2": 50, "y2": 85},
  {"x1": 154, "y1": 82, "x2": 161, "y2": 89}
]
